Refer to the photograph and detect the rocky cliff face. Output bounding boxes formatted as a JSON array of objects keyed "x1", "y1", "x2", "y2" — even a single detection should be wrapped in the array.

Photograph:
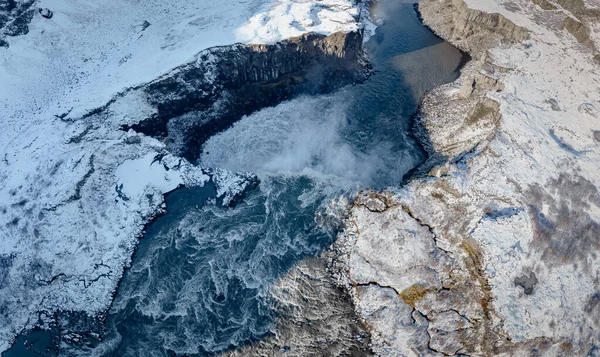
[
  {"x1": 419, "y1": 0, "x2": 528, "y2": 58},
  {"x1": 334, "y1": 0, "x2": 600, "y2": 356},
  {"x1": 555, "y1": 0, "x2": 600, "y2": 54},
  {"x1": 91, "y1": 30, "x2": 368, "y2": 161}
]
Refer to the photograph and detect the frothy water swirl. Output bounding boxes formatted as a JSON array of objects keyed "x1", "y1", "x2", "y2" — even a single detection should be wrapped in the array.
[{"x1": 200, "y1": 92, "x2": 419, "y2": 189}]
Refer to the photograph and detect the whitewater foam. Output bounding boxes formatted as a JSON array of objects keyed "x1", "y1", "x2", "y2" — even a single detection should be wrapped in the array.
[{"x1": 200, "y1": 91, "x2": 420, "y2": 189}]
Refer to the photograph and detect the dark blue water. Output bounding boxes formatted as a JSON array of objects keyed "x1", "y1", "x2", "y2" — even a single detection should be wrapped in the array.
[
  {"x1": 3, "y1": 329, "x2": 57, "y2": 357},
  {"x1": 6, "y1": 1, "x2": 463, "y2": 356}
]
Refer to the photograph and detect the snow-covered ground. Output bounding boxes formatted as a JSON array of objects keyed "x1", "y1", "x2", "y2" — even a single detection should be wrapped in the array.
[{"x1": 0, "y1": 0, "x2": 364, "y2": 351}]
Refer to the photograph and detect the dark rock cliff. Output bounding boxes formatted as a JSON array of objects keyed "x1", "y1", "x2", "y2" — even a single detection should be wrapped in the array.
[{"x1": 120, "y1": 30, "x2": 368, "y2": 161}]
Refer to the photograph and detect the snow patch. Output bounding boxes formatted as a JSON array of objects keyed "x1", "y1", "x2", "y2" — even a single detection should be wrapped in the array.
[
  {"x1": 115, "y1": 153, "x2": 184, "y2": 200},
  {"x1": 236, "y1": 0, "x2": 360, "y2": 44}
]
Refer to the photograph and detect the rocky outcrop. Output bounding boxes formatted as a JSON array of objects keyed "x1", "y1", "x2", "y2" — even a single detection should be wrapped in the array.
[
  {"x1": 412, "y1": 0, "x2": 515, "y2": 161},
  {"x1": 555, "y1": 0, "x2": 600, "y2": 20},
  {"x1": 532, "y1": 0, "x2": 558, "y2": 10},
  {"x1": 419, "y1": 0, "x2": 528, "y2": 57},
  {"x1": 532, "y1": 0, "x2": 600, "y2": 54},
  {"x1": 451, "y1": 0, "x2": 529, "y2": 43},
  {"x1": 38, "y1": 8, "x2": 52, "y2": 20},
  {"x1": 335, "y1": 0, "x2": 600, "y2": 356},
  {"x1": 563, "y1": 16, "x2": 596, "y2": 50},
  {"x1": 329, "y1": 191, "x2": 508, "y2": 356},
  {"x1": 90, "y1": 30, "x2": 368, "y2": 161}
]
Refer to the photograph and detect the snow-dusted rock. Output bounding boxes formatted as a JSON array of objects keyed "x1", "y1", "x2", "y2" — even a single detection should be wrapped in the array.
[
  {"x1": 335, "y1": 0, "x2": 600, "y2": 355},
  {"x1": 38, "y1": 8, "x2": 52, "y2": 19},
  {"x1": 332, "y1": 191, "x2": 499, "y2": 356}
]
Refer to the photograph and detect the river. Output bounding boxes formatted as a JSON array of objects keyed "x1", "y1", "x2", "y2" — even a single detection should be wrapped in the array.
[{"x1": 4, "y1": 1, "x2": 464, "y2": 356}]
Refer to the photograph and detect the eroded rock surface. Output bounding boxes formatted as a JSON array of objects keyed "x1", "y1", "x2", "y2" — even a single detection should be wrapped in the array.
[
  {"x1": 331, "y1": 191, "x2": 508, "y2": 356},
  {"x1": 335, "y1": 0, "x2": 600, "y2": 355}
]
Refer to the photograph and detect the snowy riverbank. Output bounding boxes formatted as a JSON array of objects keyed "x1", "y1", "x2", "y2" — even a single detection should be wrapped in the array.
[{"x1": 334, "y1": 0, "x2": 600, "y2": 355}]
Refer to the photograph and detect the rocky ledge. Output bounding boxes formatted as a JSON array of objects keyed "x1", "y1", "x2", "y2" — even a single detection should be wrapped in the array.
[{"x1": 332, "y1": 0, "x2": 600, "y2": 355}]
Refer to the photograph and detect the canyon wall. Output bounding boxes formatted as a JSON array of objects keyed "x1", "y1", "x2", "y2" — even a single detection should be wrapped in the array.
[{"x1": 99, "y1": 30, "x2": 368, "y2": 160}]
